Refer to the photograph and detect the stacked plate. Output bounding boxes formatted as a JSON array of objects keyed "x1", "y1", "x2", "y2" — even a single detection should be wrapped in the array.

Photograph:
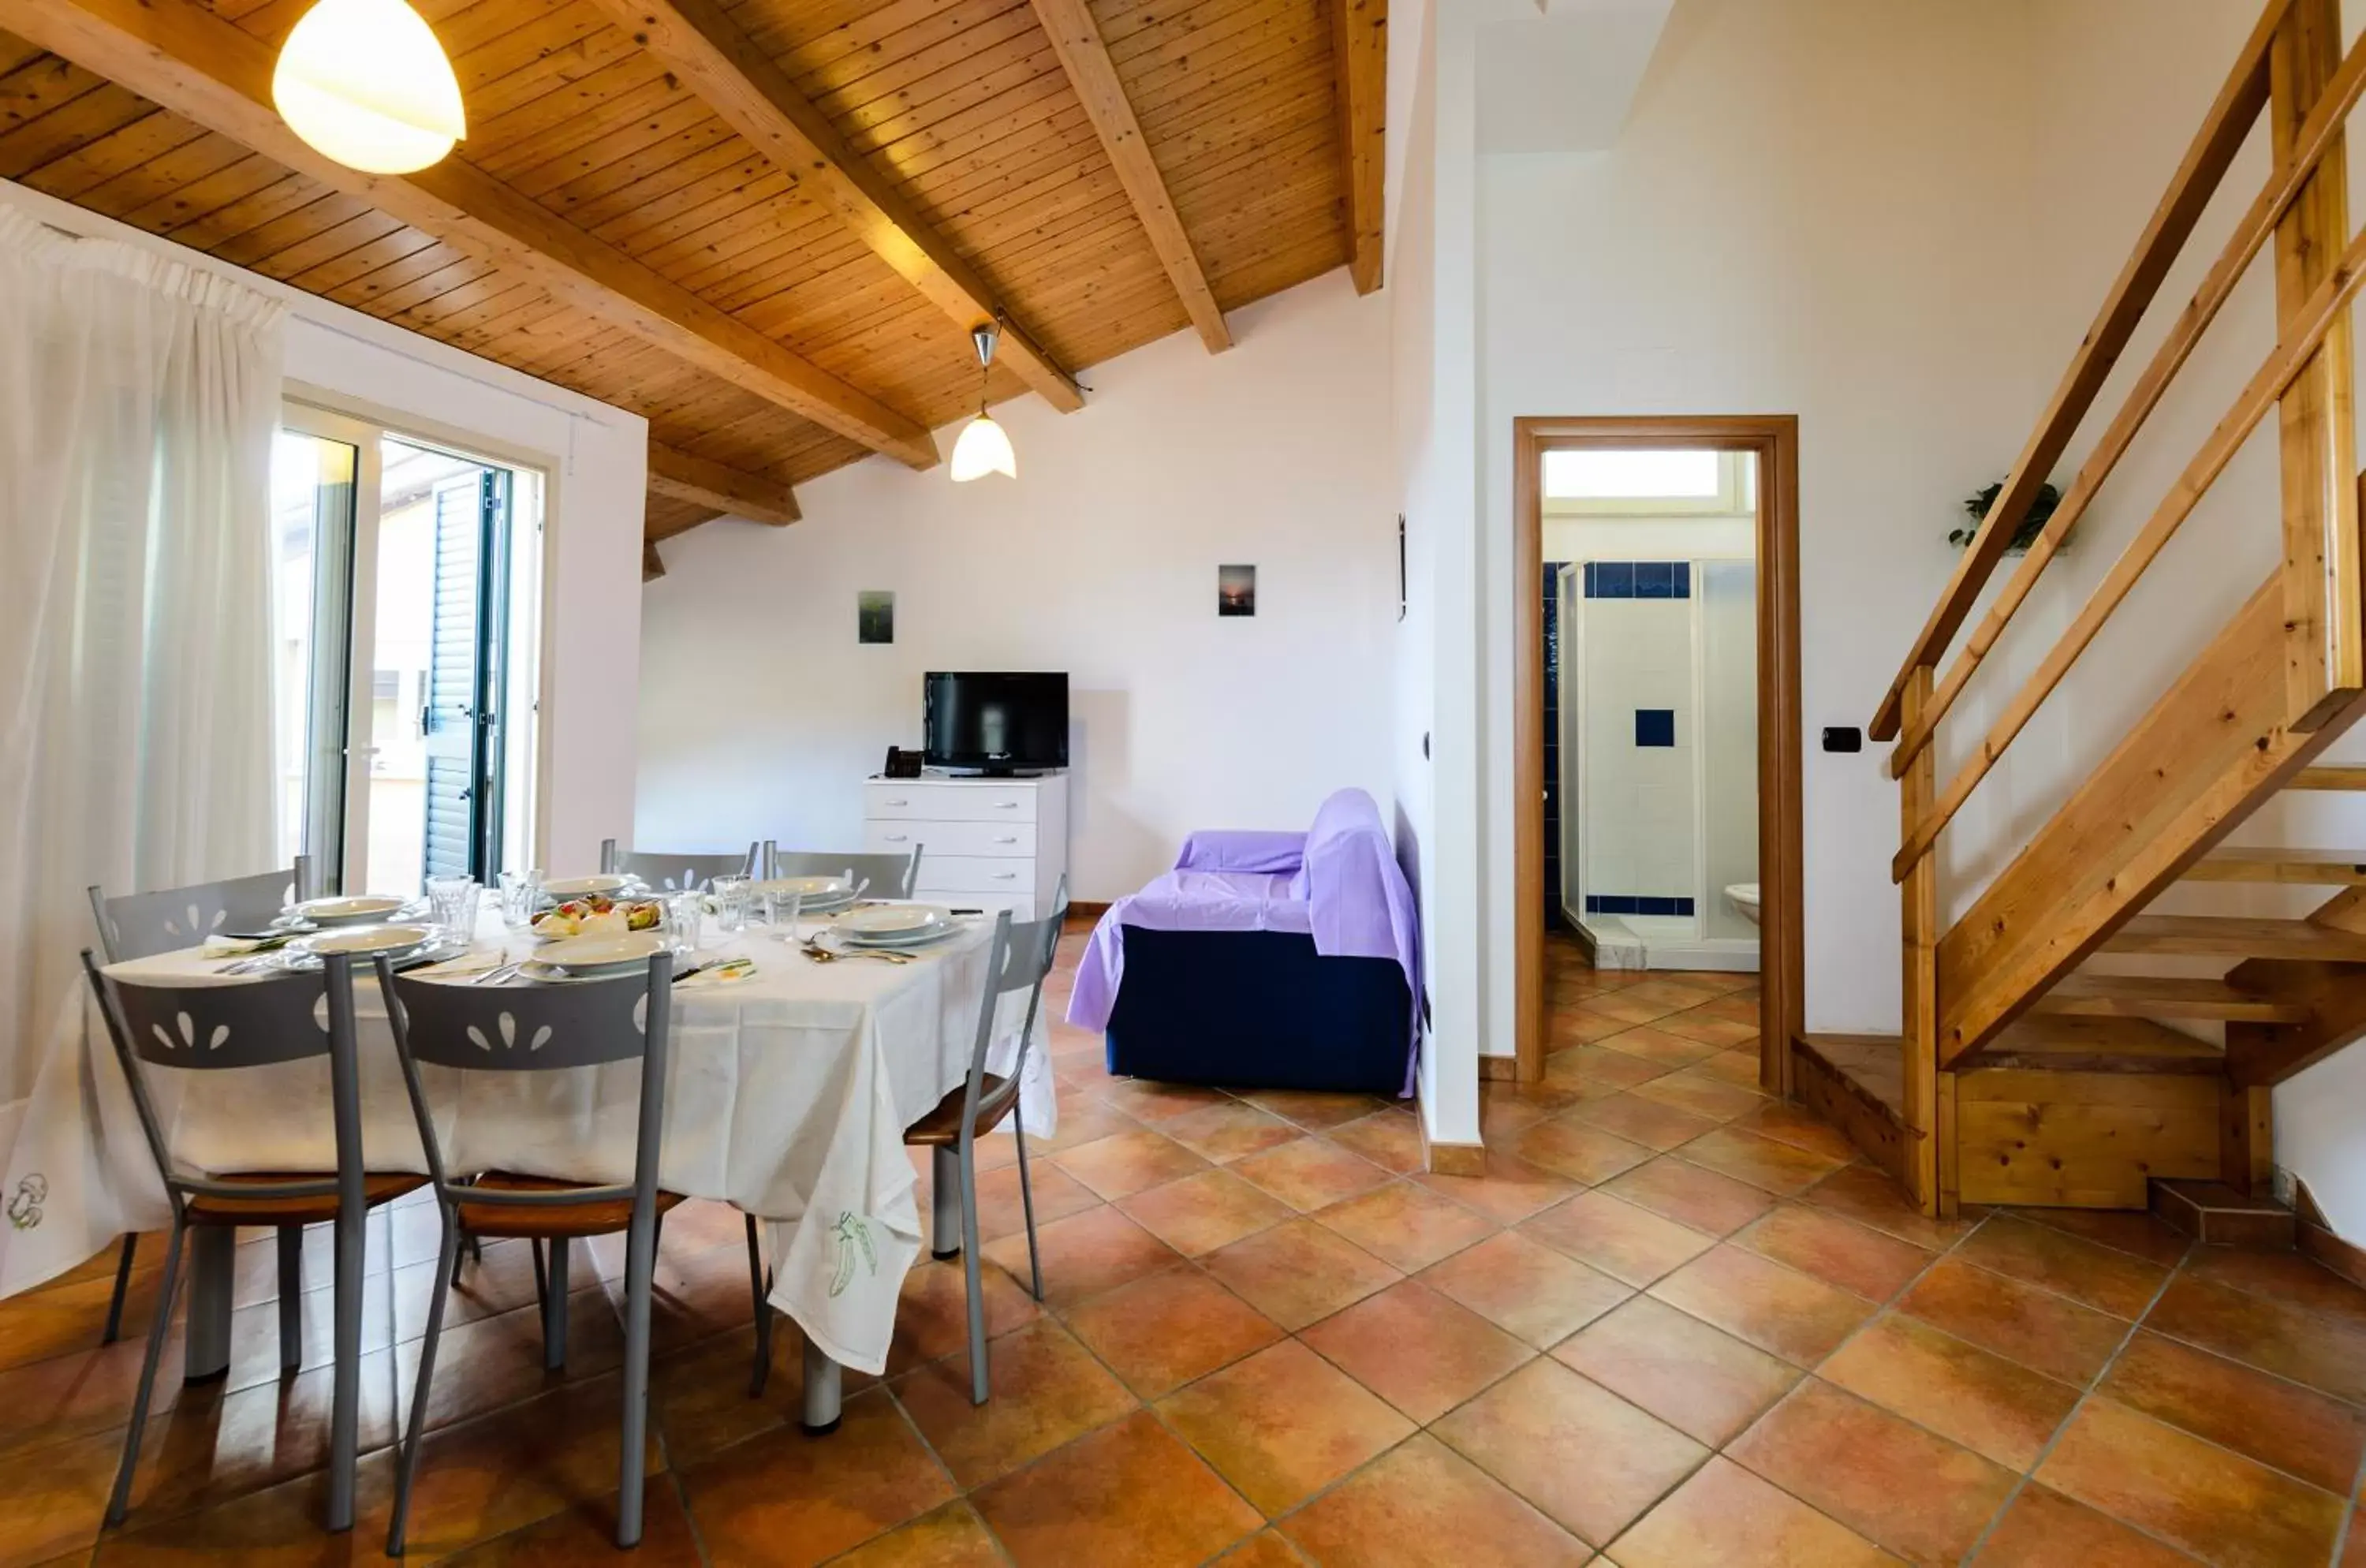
[
  {"x1": 751, "y1": 875, "x2": 858, "y2": 916},
  {"x1": 830, "y1": 905, "x2": 959, "y2": 949},
  {"x1": 285, "y1": 894, "x2": 409, "y2": 930},
  {"x1": 541, "y1": 874, "x2": 633, "y2": 901},
  {"x1": 282, "y1": 924, "x2": 439, "y2": 970},
  {"x1": 522, "y1": 931, "x2": 666, "y2": 982}
]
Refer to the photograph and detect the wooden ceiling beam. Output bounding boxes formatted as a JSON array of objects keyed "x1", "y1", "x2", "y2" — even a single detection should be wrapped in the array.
[
  {"x1": 1330, "y1": 0, "x2": 1386, "y2": 295},
  {"x1": 644, "y1": 540, "x2": 669, "y2": 581},
  {"x1": 589, "y1": 0, "x2": 1084, "y2": 414},
  {"x1": 2, "y1": 0, "x2": 942, "y2": 469},
  {"x1": 648, "y1": 441, "x2": 801, "y2": 526},
  {"x1": 1028, "y1": 0, "x2": 1233, "y2": 353}
]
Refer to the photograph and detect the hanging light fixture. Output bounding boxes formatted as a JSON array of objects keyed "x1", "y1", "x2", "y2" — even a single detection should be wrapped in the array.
[
  {"x1": 950, "y1": 321, "x2": 1017, "y2": 482},
  {"x1": 274, "y1": 0, "x2": 466, "y2": 175}
]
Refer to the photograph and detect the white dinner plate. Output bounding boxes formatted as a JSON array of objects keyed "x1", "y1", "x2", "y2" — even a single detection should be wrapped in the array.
[
  {"x1": 289, "y1": 895, "x2": 405, "y2": 928},
  {"x1": 836, "y1": 904, "x2": 950, "y2": 936},
  {"x1": 751, "y1": 875, "x2": 854, "y2": 902},
  {"x1": 536, "y1": 931, "x2": 665, "y2": 976},
  {"x1": 542, "y1": 874, "x2": 631, "y2": 899},
  {"x1": 286, "y1": 924, "x2": 435, "y2": 962}
]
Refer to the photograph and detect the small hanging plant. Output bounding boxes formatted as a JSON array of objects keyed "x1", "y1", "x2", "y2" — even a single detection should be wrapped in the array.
[{"x1": 1950, "y1": 480, "x2": 2062, "y2": 554}]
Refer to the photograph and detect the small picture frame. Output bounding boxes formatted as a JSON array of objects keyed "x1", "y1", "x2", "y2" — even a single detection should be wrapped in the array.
[
  {"x1": 857, "y1": 590, "x2": 894, "y2": 644},
  {"x1": 1218, "y1": 564, "x2": 1256, "y2": 617}
]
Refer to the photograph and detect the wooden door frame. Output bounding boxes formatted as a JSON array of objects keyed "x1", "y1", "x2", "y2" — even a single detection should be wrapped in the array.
[{"x1": 1513, "y1": 415, "x2": 1805, "y2": 1095}]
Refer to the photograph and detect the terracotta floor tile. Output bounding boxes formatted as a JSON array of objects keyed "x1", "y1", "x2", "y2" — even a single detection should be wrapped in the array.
[
  {"x1": 1730, "y1": 1378, "x2": 2015, "y2": 1564},
  {"x1": 1608, "y1": 1454, "x2": 1895, "y2": 1567},
  {"x1": 1032, "y1": 1101, "x2": 1143, "y2": 1155},
  {"x1": 891, "y1": 1319, "x2": 1134, "y2": 1488},
  {"x1": 1971, "y1": 1484, "x2": 2201, "y2": 1568},
  {"x1": 1433, "y1": 1356, "x2": 1707, "y2": 1546},
  {"x1": 980, "y1": 1205, "x2": 1178, "y2": 1309},
  {"x1": 1549, "y1": 1003, "x2": 1644, "y2": 1047},
  {"x1": 1804, "y1": 1163, "x2": 1983, "y2": 1250},
  {"x1": 0, "y1": 1426, "x2": 117, "y2": 1568},
  {"x1": 1696, "y1": 1048, "x2": 1771, "y2": 1088},
  {"x1": 1648, "y1": 1245, "x2": 1875, "y2": 1366},
  {"x1": 1301, "y1": 1281, "x2": 1534, "y2": 1423},
  {"x1": 968, "y1": 1159, "x2": 1103, "y2": 1245},
  {"x1": 1544, "y1": 1044, "x2": 1675, "y2": 1093},
  {"x1": 1420, "y1": 1231, "x2": 1632, "y2": 1348},
  {"x1": 1733, "y1": 1203, "x2": 1934, "y2": 1302},
  {"x1": 1413, "y1": 1152, "x2": 1579, "y2": 1224},
  {"x1": 1504, "y1": 1114, "x2": 1655, "y2": 1185},
  {"x1": 1568, "y1": 1092, "x2": 1722, "y2": 1152},
  {"x1": 1677, "y1": 1126, "x2": 1849, "y2": 1197},
  {"x1": 1520, "y1": 1190, "x2": 1715, "y2": 1287},
  {"x1": 879, "y1": 1255, "x2": 1045, "y2": 1376},
  {"x1": 1097, "y1": 1079, "x2": 1234, "y2": 1124},
  {"x1": 1480, "y1": 1079, "x2": 1581, "y2": 1137},
  {"x1": 2008, "y1": 1207, "x2": 2192, "y2": 1269},
  {"x1": 1603, "y1": 1158, "x2": 1778, "y2": 1237},
  {"x1": 2100, "y1": 1329, "x2": 2366, "y2": 1495},
  {"x1": 1599, "y1": 1025, "x2": 1723, "y2": 1068},
  {"x1": 1314, "y1": 1182, "x2": 1499, "y2": 1273},
  {"x1": 1230, "y1": 1137, "x2": 1394, "y2": 1212},
  {"x1": 1200, "y1": 1218, "x2": 1401, "y2": 1330},
  {"x1": 1955, "y1": 1215, "x2": 2170, "y2": 1320},
  {"x1": 1279, "y1": 1433, "x2": 1591, "y2": 1568},
  {"x1": 2145, "y1": 1273, "x2": 2366, "y2": 1402},
  {"x1": 433, "y1": 1473, "x2": 707, "y2": 1566},
  {"x1": 1156, "y1": 1340, "x2": 1412, "y2": 1514},
  {"x1": 1651, "y1": 1009, "x2": 1762, "y2": 1050},
  {"x1": 1062, "y1": 1267, "x2": 1283, "y2": 1398},
  {"x1": 0, "y1": 1336, "x2": 169, "y2": 1463},
  {"x1": 1551, "y1": 1294, "x2": 1799, "y2": 1446},
  {"x1": 1629, "y1": 1070, "x2": 1767, "y2": 1122},
  {"x1": 972, "y1": 1410, "x2": 1260, "y2": 1568},
  {"x1": 649, "y1": 1333, "x2": 801, "y2": 1470},
  {"x1": 2036, "y1": 1397, "x2": 2345, "y2": 1568},
  {"x1": 1239, "y1": 1088, "x2": 1387, "y2": 1131},
  {"x1": 1324, "y1": 1109, "x2": 1428, "y2": 1174},
  {"x1": 1048, "y1": 1128, "x2": 1211, "y2": 1201},
  {"x1": 2178, "y1": 1245, "x2": 2366, "y2": 1327},
  {"x1": 1155, "y1": 1099, "x2": 1304, "y2": 1164},
  {"x1": 1726, "y1": 1099, "x2": 1860, "y2": 1162},
  {"x1": 94, "y1": 1451, "x2": 396, "y2": 1568},
  {"x1": 1114, "y1": 1169, "x2": 1293, "y2": 1257},
  {"x1": 1820, "y1": 1312, "x2": 2079, "y2": 1469},
  {"x1": 1211, "y1": 1530, "x2": 1313, "y2": 1566},
  {"x1": 1899, "y1": 1258, "x2": 2129, "y2": 1386},
  {"x1": 824, "y1": 1501, "x2": 1006, "y2": 1568}
]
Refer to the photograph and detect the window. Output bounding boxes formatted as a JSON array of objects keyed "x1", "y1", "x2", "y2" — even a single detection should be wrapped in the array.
[{"x1": 1543, "y1": 449, "x2": 1753, "y2": 516}]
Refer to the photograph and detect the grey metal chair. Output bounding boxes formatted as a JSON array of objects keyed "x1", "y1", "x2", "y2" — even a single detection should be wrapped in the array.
[
  {"x1": 379, "y1": 952, "x2": 679, "y2": 1553},
  {"x1": 599, "y1": 838, "x2": 760, "y2": 892},
  {"x1": 759, "y1": 843, "x2": 923, "y2": 898},
  {"x1": 84, "y1": 857, "x2": 312, "y2": 1347},
  {"x1": 80, "y1": 949, "x2": 420, "y2": 1533}
]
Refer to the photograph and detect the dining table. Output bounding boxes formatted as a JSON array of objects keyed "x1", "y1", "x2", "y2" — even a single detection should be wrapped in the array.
[{"x1": 0, "y1": 900, "x2": 1056, "y2": 1432}]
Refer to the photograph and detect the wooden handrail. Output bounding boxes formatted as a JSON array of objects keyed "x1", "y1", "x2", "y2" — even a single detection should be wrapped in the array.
[
  {"x1": 1867, "y1": 0, "x2": 2291, "y2": 743},
  {"x1": 1893, "y1": 213, "x2": 2366, "y2": 883},
  {"x1": 1887, "y1": 20, "x2": 2366, "y2": 781}
]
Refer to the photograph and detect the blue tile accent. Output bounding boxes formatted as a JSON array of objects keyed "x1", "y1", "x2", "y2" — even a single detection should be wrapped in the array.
[
  {"x1": 1636, "y1": 708, "x2": 1675, "y2": 748},
  {"x1": 1674, "y1": 562, "x2": 1690, "y2": 598},
  {"x1": 1636, "y1": 562, "x2": 1674, "y2": 599},
  {"x1": 1581, "y1": 561, "x2": 1691, "y2": 599},
  {"x1": 1543, "y1": 562, "x2": 1569, "y2": 923},
  {"x1": 1594, "y1": 562, "x2": 1633, "y2": 598}
]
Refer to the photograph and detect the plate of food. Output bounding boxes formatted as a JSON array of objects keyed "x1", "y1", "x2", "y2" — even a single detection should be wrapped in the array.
[
  {"x1": 287, "y1": 895, "x2": 407, "y2": 928},
  {"x1": 531, "y1": 896, "x2": 661, "y2": 941},
  {"x1": 542, "y1": 874, "x2": 632, "y2": 900}
]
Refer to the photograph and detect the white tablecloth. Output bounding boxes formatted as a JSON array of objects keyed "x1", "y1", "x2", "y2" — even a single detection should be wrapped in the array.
[{"x1": 0, "y1": 907, "x2": 1054, "y2": 1375}]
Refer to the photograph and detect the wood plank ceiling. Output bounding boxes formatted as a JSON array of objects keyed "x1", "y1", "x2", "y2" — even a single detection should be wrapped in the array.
[{"x1": 0, "y1": 0, "x2": 1386, "y2": 573}]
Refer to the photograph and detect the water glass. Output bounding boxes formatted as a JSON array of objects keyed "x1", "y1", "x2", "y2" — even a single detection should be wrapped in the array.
[
  {"x1": 425, "y1": 875, "x2": 479, "y2": 943},
  {"x1": 662, "y1": 890, "x2": 704, "y2": 955},
  {"x1": 497, "y1": 868, "x2": 544, "y2": 931},
  {"x1": 711, "y1": 873, "x2": 752, "y2": 934},
  {"x1": 763, "y1": 887, "x2": 803, "y2": 933}
]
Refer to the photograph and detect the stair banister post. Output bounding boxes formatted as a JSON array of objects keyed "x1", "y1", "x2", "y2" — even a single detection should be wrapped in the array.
[{"x1": 1899, "y1": 665, "x2": 1952, "y2": 1218}]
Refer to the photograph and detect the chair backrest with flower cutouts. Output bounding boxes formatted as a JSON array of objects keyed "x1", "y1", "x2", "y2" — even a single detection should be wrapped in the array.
[{"x1": 88, "y1": 859, "x2": 313, "y2": 962}]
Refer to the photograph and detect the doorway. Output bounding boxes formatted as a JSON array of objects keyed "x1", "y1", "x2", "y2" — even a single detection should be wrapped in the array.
[
  {"x1": 269, "y1": 405, "x2": 546, "y2": 896},
  {"x1": 1513, "y1": 416, "x2": 1803, "y2": 1092}
]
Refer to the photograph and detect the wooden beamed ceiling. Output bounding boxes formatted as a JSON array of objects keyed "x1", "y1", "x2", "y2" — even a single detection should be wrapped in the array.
[{"x1": 0, "y1": 0, "x2": 1384, "y2": 551}]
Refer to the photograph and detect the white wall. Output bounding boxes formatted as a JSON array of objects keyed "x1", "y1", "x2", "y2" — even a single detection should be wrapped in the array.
[
  {"x1": 0, "y1": 177, "x2": 648, "y2": 883},
  {"x1": 633, "y1": 273, "x2": 1397, "y2": 903}
]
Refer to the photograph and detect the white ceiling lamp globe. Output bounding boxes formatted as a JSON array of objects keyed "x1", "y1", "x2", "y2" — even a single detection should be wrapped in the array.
[
  {"x1": 950, "y1": 413, "x2": 1017, "y2": 481},
  {"x1": 274, "y1": 0, "x2": 466, "y2": 175}
]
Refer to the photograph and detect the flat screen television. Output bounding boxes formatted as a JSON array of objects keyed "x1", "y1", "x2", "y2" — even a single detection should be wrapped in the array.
[{"x1": 924, "y1": 672, "x2": 1069, "y2": 775}]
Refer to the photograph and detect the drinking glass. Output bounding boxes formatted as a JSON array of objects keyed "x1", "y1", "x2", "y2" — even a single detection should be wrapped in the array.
[
  {"x1": 763, "y1": 887, "x2": 803, "y2": 934},
  {"x1": 711, "y1": 873, "x2": 752, "y2": 934},
  {"x1": 498, "y1": 868, "x2": 544, "y2": 931},
  {"x1": 662, "y1": 890, "x2": 704, "y2": 955},
  {"x1": 425, "y1": 875, "x2": 478, "y2": 944}
]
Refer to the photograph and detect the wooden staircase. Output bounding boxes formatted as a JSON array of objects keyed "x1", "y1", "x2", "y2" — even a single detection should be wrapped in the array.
[{"x1": 1800, "y1": 0, "x2": 2366, "y2": 1219}]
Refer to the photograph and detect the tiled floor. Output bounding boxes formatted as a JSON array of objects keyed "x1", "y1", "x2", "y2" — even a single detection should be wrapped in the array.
[{"x1": 7, "y1": 930, "x2": 2366, "y2": 1563}]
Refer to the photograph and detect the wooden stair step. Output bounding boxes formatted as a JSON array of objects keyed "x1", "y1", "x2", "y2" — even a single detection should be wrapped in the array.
[
  {"x1": 2289, "y1": 767, "x2": 2366, "y2": 790},
  {"x1": 2035, "y1": 973, "x2": 2313, "y2": 1024},
  {"x1": 1789, "y1": 1034, "x2": 1907, "y2": 1189},
  {"x1": 1974, "y1": 1014, "x2": 2225, "y2": 1075},
  {"x1": 2184, "y1": 846, "x2": 2366, "y2": 884},
  {"x1": 2101, "y1": 916, "x2": 2366, "y2": 961},
  {"x1": 2151, "y1": 1179, "x2": 2297, "y2": 1249}
]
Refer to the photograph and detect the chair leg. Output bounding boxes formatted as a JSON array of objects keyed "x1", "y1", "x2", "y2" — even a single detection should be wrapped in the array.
[
  {"x1": 276, "y1": 1226, "x2": 304, "y2": 1373},
  {"x1": 327, "y1": 1208, "x2": 364, "y2": 1533},
  {"x1": 106, "y1": 1219, "x2": 185, "y2": 1526},
  {"x1": 930, "y1": 1144, "x2": 961, "y2": 1261},
  {"x1": 618, "y1": 1208, "x2": 657, "y2": 1550},
  {"x1": 745, "y1": 1214, "x2": 772, "y2": 1398},
  {"x1": 529, "y1": 1237, "x2": 547, "y2": 1312},
  {"x1": 387, "y1": 1208, "x2": 460, "y2": 1558},
  {"x1": 102, "y1": 1233, "x2": 137, "y2": 1345},
  {"x1": 1012, "y1": 1108, "x2": 1043, "y2": 1303},
  {"x1": 959, "y1": 1145, "x2": 988, "y2": 1406},
  {"x1": 541, "y1": 1237, "x2": 570, "y2": 1370}
]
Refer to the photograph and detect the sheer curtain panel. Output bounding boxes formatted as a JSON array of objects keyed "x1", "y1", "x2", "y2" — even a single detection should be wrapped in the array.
[{"x1": 0, "y1": 207, "x2": 284, "y2": 1120}]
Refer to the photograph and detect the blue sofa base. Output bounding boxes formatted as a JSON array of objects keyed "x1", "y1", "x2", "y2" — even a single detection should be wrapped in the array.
[{"x1": 1103, "y1": 927, "x2": 1409, "y2": 1096}]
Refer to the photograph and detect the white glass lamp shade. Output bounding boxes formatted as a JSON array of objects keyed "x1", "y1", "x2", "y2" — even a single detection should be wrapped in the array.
[
  {"x1": 950, "y1": 412, "x2": 1017, "y2": 481},
  {"x1": 273, "y1": 0, "x2": 466, "y2": 175}
]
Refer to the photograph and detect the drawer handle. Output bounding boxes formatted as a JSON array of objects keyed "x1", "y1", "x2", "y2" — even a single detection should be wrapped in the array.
[
  {"x1": 992, "y1": 872, "x2": 1017, "y2": 880},
  {"x1": 994, "y1": 801, "x2": 1018, "y2": 809},
  {"x1": 883, "y1": 798, "x2": 909, "y2": 807},
  {"x1": 884, "y1": 834, "x2": 909, "y2": 843},
  {"x1": 995, "y1": 835, "x2": 1017, "y2": 844}
]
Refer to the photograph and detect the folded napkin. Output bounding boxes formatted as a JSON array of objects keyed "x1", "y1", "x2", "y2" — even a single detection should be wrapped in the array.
[
  {"x1": 677, "y1": 958, "x2": 756, "y2": 989},
  {"x1": 414, "y1": 950, "x2": 507, "y2": 979},
  {"x1": 201, "y1": 937, "x2": 267, "y2": 959}
]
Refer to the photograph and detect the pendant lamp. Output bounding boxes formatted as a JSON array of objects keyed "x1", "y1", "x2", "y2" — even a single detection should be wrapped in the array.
[
  {"x1": 950, "y1": 322, "x2": 1017, "y2": 482},
  {"x1": 274, "y1": 0, "x2": 465, "y2": 175}
]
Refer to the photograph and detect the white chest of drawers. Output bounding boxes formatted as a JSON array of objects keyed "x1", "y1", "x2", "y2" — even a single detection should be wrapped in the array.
[{"x1": 862, "y1": 774, "x2": 1069, "y2": 920}]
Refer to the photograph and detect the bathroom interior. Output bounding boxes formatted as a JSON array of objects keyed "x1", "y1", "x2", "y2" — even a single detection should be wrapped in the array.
[{"x1": 1543, "y1": 446, "x2": 1760, "y2": 973}]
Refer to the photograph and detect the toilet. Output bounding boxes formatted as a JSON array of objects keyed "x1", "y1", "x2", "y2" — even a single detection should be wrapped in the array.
[{"x1": 1724, "y1": 883, "x2": 1761, "y2": 925}]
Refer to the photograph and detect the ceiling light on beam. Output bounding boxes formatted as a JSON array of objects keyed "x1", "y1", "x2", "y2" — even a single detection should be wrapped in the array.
[
  {"x1": 273, "y1": 0, "x2": 464, "y2": 174},
  {"x1": 951, "y1": 323, "x2": 1017, "y2": 483}
]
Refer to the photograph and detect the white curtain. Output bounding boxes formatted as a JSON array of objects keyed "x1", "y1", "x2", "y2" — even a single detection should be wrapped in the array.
[{"x1": 0, "y1": 206, "x2": 285, "y2": 1112}]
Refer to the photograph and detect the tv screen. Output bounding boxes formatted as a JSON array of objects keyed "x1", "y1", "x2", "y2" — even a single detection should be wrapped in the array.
[{"x1": 924, "y1": 672, "x2": 1069, "y2": 774}]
